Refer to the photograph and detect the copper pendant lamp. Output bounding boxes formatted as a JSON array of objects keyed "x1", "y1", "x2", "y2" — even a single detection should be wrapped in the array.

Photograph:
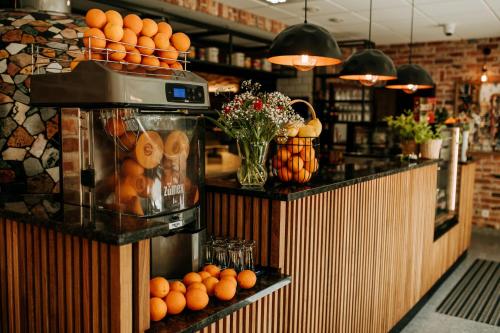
[
  {"x1": 267, "y1": 0, "x2": 342, "y2": 71},
  {"x1": 338, "y1": 0, "x2": 397, "y2": 86},
  {"x1": 386, "y1": 0, "x2": 434, "y2": 93}
]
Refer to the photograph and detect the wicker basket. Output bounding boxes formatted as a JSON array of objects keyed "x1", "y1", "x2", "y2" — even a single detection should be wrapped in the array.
[{"x1": 270, "y1": 99, "x2": 320, "y2": 184}]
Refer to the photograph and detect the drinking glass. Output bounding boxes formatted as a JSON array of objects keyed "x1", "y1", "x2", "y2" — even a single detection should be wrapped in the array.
[
  {"x1": 203, "y1": 240, "x2": 213, "y2": 264},
  {"x1": 243, "y1": 240, "x2": 256, "y2": 270},
  {"x1": 213, "y1": 243, "x2": 228, "y2": 268},
  {"x1": 227, "y1": 245, "x2": 244, "y2": 272}
]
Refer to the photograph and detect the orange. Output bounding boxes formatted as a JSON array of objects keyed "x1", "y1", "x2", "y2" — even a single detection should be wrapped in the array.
[
  {"x1": 116, "y1": 181, "x2": 137, "y2": 203},
  {"x1": 187, "y1": 282, "x2": 207, "y2": 293},
  {"x1": 169, "y1": 280, "x2": 187, "y2": 294},
  {"x1": 153, "y1": 32, "x2": 170, "y2": 50},
  {"x1": 107, "y1": 62, "x2": 123, "y2": 71},
  {"x1": 299, "y1": 145, "x2": 315, "y2": 162},
  {"x1": 85, "y1": 8, "x2": 107, "y2": 29},
  {"x1": 159, "y1": 61, "x2": 169, "y2": 69},
  {"x1": 304, "y1": 158, "x2": 318, "y2": 173},
  {"x1": 120, "y1": 28, "x2": 137, "y2": 50},
  {"x1": 141, "y1": 55, "x2": 160, "y2": 69},
  {"x1": 183, "y1": 272, "x2": 202, "y2": 286},
  {"x1": 220, "y1": 276, "x2": 237, "y2": 288},
  {"x1": 198, "y1": 271, "x2": 211, "y2": 281},
  {"x1": 287, "y1": 137, "x2": 306, "y2": 154},
  {"x1": 106, "y1": 42, "x2": 126, "y2": 61},
  {"x1": 170, "y1": 61, "x2": 183, "y2": 70},
  {"x1": 104, "y1": 23, "x2": 124, "y2": 42},
  {"x1": 164, "y1": 291, "x2": 186, "y2": 315},
  {"x1": 202, "y1": 276, "x2": 219, "y2": 296},
  {"x1": 83, "y1": 28, "x2": 106, "y2": 50},
  {"x1": 124, "y1": 47, "x2": 141, "y2": 64},
  {"x1": 293, "y1": 168, "x2": 311, "y2": 183},
  {"x1": 203, "y1": 264, "x2": 221, "y2": 278},
  {"x1": 157, "y1": 45, "x2": 178, "y2": 64},
  {"x1": 277, "y1": 146, "x2": 292, "y2": 161},
  {"x1": 185, "y1": 289, "x2": 209, "y2": 311},
  {"x1": 157, "y1": 22, "x2": 173, "y2": 37},
  {"x1": 70, "y1": 56, "x2": 84, "y2": 70},
  {"x1": 141, "y1": 18, "x2": 158, "y2": 37},
  {"x1": 278, "y1": 167, "x2": 293, "y2": 182},
  {"x1": 150, "y1": 297, "x2": 167, "y2": 321},
  {"x1": 84, "y1": 50, "x2": 104, "y2": 60},
  {"x1": 237, "y1": 270, "x2": 257, "y2": 289},
  {"x1": 214, "y1": 279, "x2": 236, "y2": 301},
  {"x1": 171, "y1": 32, "x2": 191, "y2": 52},
  {"x1": 105, "y1": 10, "x2": 123, "y2": 27},
  {"x1": 272, "y1": 156, "x2": 284, "y2": 169},
  {"x1": 150, "y1": 276, "x2": 170, "y2": 298},
  {"x1": 105, "y1": 117, "x2": 126, "y2": 137},
  {"x1": 123, "y1": 14, "x2": 143, "y2": 35},
  {"x1": 121, "y1": 159, "x2": 144, "y2": 177},
  {"x1": 137, "y1": 36, "x2": 155, "y2": 55},
  {"x1": 219, "y1": 268, "x2": 237, "y2": 279},
  {"x1": 287, "y1": 155, "x2": 304, "y2": 172}
]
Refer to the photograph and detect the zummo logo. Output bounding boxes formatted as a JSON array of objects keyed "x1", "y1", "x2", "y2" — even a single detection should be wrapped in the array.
[{"x1": 163, "y1": 184, "x2": 185, "y2": 197}]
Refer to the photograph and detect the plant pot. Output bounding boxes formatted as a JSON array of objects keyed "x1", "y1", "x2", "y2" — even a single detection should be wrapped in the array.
[
  {"x1": 461, "y1": 130, "x2": 469, "y2": 162},
  {"x1": 420, "y1": 139, "x2": 443, "y2": 159},
  {"x1": 400, "y1": 140, "x2": 417, "y2": 155},
  {"x1": 236, "y1": 140, "x2": 269, "y2": 187}
]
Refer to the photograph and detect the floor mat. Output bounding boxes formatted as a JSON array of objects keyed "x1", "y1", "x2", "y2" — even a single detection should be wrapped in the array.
[{"x1": 436, "y1": 259, "x2": 500, "y2": 326}]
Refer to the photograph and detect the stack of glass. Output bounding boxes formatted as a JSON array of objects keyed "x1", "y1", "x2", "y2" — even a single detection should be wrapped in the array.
[{"x1": 204, "y1": 237, "x2": 255, "y2": 271}]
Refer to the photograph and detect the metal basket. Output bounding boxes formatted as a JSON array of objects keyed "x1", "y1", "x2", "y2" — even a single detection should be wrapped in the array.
[{"x1": 270, "y1": 99, "x2": 320, "y2": 184}]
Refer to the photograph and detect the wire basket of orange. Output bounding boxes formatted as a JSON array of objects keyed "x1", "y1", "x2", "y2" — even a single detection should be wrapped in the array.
[{"x1": 270, "y1": 99, "x2": 322, "y2": 184}]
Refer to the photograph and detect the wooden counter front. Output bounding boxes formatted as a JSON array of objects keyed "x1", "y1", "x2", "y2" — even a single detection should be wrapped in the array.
[{"x1": 204, "y1": 163, "x2": 476, "y2": 333}]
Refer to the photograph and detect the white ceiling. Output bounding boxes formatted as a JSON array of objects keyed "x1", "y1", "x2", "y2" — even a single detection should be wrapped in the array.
[{"x1": 217, "y1": 0, "x2": 500, "y2": 45}]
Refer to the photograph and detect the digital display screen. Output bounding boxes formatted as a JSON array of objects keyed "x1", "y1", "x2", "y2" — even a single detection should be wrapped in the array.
[{"x1": 173, "y1": 87, "x2": 186, "y2": 98}]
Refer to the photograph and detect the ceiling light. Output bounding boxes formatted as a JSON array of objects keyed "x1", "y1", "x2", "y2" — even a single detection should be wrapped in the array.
[
  {"x1": 338, "y1": 0, "x2": 397, "y2": 86},
  {"x1": 267, "y1": 0, "x2": 342, "y2": 71},
  {"x1": 479, "y1": 48, "x2": 491, "y2": 83},
  {"x1": 386, "y1": 0, "x2": 434, "y2": 93},
  {"x1": 328, "y1": 17, "x2": 343, "y2": 23},
  {"x1": 265, "y1": 0, "x2": 287, "y2": 4}
]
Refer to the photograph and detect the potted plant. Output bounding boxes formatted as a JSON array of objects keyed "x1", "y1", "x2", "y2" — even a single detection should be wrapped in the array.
[
  {"x1": 416, "y1": 123, "x2": 444, "y2": 159},
  {"x1": 211, "y1": 81, "x2": 303, "y2": 187},
  {"x1": 385, "y1": 110, "x2": 419, "y2": 155}
]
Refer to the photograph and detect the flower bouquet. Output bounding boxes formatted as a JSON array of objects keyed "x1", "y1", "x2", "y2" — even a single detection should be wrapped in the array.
[{"x1": 211, "y1": 81, "x2": 303, "y2": 186}]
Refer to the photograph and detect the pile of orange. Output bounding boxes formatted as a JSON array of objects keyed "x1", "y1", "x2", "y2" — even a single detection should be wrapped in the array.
[
  {"x1": 149, "y1": 265, "x2": 257, "y2": 322},
  {"x1": 75, "y1": 8, "x2": 191, "y2": 70},
  {"x1": 272, "y1": 137, "x2": 319, "y2": 183}
]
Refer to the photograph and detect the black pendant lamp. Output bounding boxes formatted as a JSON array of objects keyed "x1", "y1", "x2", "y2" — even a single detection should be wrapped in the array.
[
  {"x1": 386, "y1": 0, "x2": 434, "y2": 93},
  {"x1": 338, "y1": 0, "x2": 397, "y2": 86},
  {"x1": 267, "y1": 0, "x2": 342, "y2": 71}
]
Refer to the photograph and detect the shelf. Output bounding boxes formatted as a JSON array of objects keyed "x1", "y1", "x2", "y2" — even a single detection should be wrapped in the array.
[
  {"x1": 315, "y1": 99, "x2": 371, "y2": 103},
  {"x1": 189, "y1": 59, "x2": 296, "y2": 79}
]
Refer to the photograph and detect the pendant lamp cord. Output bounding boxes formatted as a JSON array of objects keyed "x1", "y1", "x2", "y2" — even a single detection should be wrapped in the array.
[
  {"x1": 368, "y1": 0, "x2": 372, "y2": 47},
  {"x1": 304, "y1": 0, "x2": 308, "y2": 23},
  {"x1": 409, "y1": 0, "x2": 414, "y2": 63}
]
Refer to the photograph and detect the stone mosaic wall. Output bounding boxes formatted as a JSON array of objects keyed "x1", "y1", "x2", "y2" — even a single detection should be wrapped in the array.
[{"x1": 0, "y1": 10, "x2": 86, "y2": 193}]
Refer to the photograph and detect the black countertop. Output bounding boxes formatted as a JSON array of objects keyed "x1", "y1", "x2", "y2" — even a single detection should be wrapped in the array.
[
  {"x1": 147, "y1": 270, "x2": 291, "y2": 333},
  {"x1": 206, "y1": 159, "x2": 439, "y2": 201}
]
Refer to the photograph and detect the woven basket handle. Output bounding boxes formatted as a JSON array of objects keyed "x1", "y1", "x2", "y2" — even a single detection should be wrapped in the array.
[{"x1": 290, "y1": 99, "x2": 317, "y2": 120}]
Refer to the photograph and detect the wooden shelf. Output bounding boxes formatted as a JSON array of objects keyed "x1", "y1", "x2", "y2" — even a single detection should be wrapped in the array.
[{"x1": 189, "y1": 59, "x2": 296, "y2": 79}]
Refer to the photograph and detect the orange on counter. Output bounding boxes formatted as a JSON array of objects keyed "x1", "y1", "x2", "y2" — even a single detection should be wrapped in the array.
[
  {"x1": 142, "y1": 55, "x2": 160, "y2": 69},
  {"x1": 137, "y1": 36, "x2": 155, "y2": 55},
  {"x1": 121, "y1": 28, "x2": 137, "y2": 50},
  {"x1": 105, "y1": 117, "x2": 126, "y2": 137},
  {"x1": 150, "y1": 276, "x2": 170, "y2": 298},
  {"x1": 187, "y1": 282, "x2": 207, "y2": 293},
  {"x1": 153, "y1": 32, "x2": 170, "y2": 50},
  {"x1": 214, "y1": 279, "x2": 236, "y2": 301},
  {"x1": 141, "y1": 18, "x2": 158, "y2": 37},
  {"x1": 278, "y1": 167, "x2": 293, "y2": 182},
  {"x1": 123, "y1": 14, "x2": 143, "y2": 35},
  {"x1": 83, "y1": 28, "x2": 106, "y2": 50},
  {"x1": 157, "y1": 22, "x2": 173, "y2": 37},
  {"x1": 186, "y1": 289, "x2": 209, "y2": 311},
  {"x1": 237, "y1": 270, "x2": 257, "y2": 289},
  {"x1": 150, "y1": 297, "x2": 167, "y2": 321},
  {"x1": 124, "y1": 47, "x2": 142, "y2": 64},
  {"x1": 169, "y1": 280, "x2": 187, "y2": 294},
  {"x1": 219, "y1": 268, "x2": 237, "y2": 279},
  {"x1": 287, "y1": 155, "x2": 304, "y2": 172},
  {"x1": 157, "y1": 45, "x2": 178, "y2": 64},
  {"x1": 104, "y1": 23, "x2": 124, "y2": 42},
  {"x1": 85, "y1": 8, "x2": 107, "y2": 29},
  {"x1": 105, "y1": 10, "x2": 123, "y2": 27},
  {"x1": 220, "y1": 276, "x2": 237, "y2": 288},
  {"x1": 198, "y1": 271, "x2": 211, "y2": 281},
  {"x1": 121, "y1": 158, "x2": 144, "y2": 177},
  {"x1": 203, "y1": 264, "x2": 221, "y2": 278},
  {"x1": 202, "y1": 277, "x2": 219, "y2": 296},
  {"x1": 164, "y1": 291, "x2": 186, "y2": 315},
  {"x1": 170, "y1": 32, "x2": 191, "y2": 52},
  {"x1": 106, "y1": 42, "x2": 126, "y2": 61},
  {"x1": 134, "y1": 131, "x2": 163, "y2": 169},
  {"x1": 183, "y1": 272, "x2": 202, "y2": 286}
]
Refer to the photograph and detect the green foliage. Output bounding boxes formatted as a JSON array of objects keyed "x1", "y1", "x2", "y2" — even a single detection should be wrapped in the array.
[
  {"x1": 414, "y1": 123, "x2": 445, "y2": 144},
  {"x1": 385, "y1": 110, "x2": 418, "y2": 140}
]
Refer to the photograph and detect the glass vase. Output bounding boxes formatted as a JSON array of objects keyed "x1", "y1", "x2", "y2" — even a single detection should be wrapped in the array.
[{"x1": 236, "y1": 140, "x2": 269, "y2": 187}]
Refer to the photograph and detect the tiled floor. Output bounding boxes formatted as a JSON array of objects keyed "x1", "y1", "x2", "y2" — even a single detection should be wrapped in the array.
[{"x1": 402, "y1": 226, "x2": 500, "y2": 333}]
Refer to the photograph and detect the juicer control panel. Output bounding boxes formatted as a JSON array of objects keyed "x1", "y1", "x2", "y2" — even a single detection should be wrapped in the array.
[{"x1": 165, "y1": 83, "x2": 205, "y2": 104}]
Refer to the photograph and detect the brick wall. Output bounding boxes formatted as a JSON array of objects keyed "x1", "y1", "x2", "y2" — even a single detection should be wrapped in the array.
[
  {"x1": 379, "y1": 37, "x2": 500, "y2": 109},
  {"x1": 471, "y1": 152, "x2": 500, "y2": 229},
  {"x1": 277, "y1": 70, "x2": 314, "y2": 101}
]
